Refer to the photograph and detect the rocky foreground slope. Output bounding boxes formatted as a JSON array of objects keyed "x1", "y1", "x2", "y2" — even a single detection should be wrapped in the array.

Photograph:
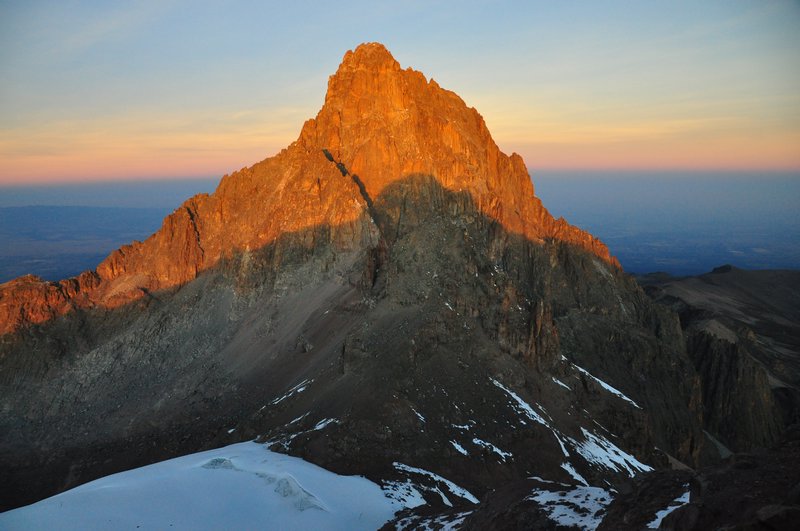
[{"x1": 0, "y1": 43, "x2": 790, "y2": 528}]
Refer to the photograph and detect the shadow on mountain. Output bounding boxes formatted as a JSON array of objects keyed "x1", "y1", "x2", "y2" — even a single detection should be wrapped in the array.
[{"x1": 0, "y1": 175, "x2": 777, "y2": 516}]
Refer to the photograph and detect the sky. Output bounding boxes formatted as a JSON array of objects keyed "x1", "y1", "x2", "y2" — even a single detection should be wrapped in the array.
[{"x1": 1, "y1": 0, "x2": 799, "y2": 184}]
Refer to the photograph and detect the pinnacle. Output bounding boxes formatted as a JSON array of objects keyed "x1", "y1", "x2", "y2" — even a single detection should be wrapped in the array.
[{"x1": 339, "y1": 42, "x2": 400, "y2": 72}]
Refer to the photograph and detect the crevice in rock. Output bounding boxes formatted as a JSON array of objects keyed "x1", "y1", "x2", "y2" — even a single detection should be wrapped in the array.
[
  {"x1": 321, "y1": 149, "x2": 388, "y2": 293},
  {"x1": 184, "y1": 205, "x2": 205, "y2": 259},
  {"x1": 321, "y1": 150, "x2": 379, "y2": 226}
]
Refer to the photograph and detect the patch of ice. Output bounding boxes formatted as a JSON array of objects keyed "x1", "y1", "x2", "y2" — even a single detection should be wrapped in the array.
[
  {"x1": 450, "y1": 441, "x2": 469, "y2": 456},
  {"x1": 491, "y1": 378, "x2": 547, "y2": 426},
  {"x1": 566, "y1": 428, "x2": 652, "y2": 476},
  {"x1": 560, "y1": 462, "x2": 589, "y2": 486},
  {"x1": 381, "y1": 479, "x2": 426, "y2": 509},
  {"x1": 552, "y1": 376, "x2": 571, "y2": 390},
  {"x1": 647, "y1": 487, "x2": 690, "y2": 528},
  {"x1": 397, "y1": 510, "x2": 474, "y2": 531},
  {"x1": 270, "y1": 378, "x2": 314, "y2": 405},
  {"x1": 528, "y1": 476, "x2": 568, "y2": 486},
  {"x1": 572, "y1": 364, "x2": 641, "y2": 409},
  {"x1": 471, "y1": 438, "x2": 512, "y2": 461},
  {"x1": 288, "y1": 412, "x2": 310, "y2": 425},
  {"x1": 491, "y1": 378, "x2": 569, "y2": 457},
  {"x1": 312, "y1": 418, "x2": 338, "y2": 431},
  {"x1": 0, "y1": 442, "x2": 402, "y2": 530},
  {"x1": 527, "y1": 485, "x2": 613, "y2": 531},
  {"x1": 393, "y1": 463, "x2": 479, "y2": 504}
]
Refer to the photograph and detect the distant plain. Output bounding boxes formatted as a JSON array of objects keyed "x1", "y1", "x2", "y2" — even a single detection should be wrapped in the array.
[{"x1": 0, "y1": 172, "x2": 797, "y2": 283}]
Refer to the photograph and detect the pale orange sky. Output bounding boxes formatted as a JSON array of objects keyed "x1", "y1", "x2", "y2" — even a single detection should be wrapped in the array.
[{"x1": 1, "y1": 1, "x2": 799, "y2": 184}]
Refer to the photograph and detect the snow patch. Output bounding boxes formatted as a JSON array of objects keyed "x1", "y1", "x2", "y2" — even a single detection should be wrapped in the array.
[
  {"x1": 560, "y1": 462, "x2": 589, "y2": 486},
  {"x1": 491, "y1": 378, "x2": 548, "y2": 426},
  {"x1": 572, "y1": 364, "x2": 641, "y2": 409},
  {"x1": 527, "y1": 484, "x2": 613, "y2": 530},
  {"x1": 393, "y1": 462, "x2": 479, "y2": 504},
  {"x1": 491, "y1": 378, "x2": 569, "y2": 457},
  {"x1": 0, "y1": 442, "x2": 402, "y2": 531},
  {"x1": 270, "y1": 378, "x2": 314, "y2": 405},
  {"x1": 472, "y1": 438, "x2": 512, "y2": 461},
  {"x1": 312, "y1": 418, "x2": 338, "y2": 431},
  {"x1": 552, "y1": 376, "x2": 571, "y2": 390},
  {"x1": 647, "y1": 486, "x2": 690, "y2": 528},
  {"x1": 396, "y1": 510, "x2": 473, "y2": 531},
  {"x1": 381, "y1": 480, "x2": 426, "y2": 509},
  {"x1": 450, "y1": 441, "x2": 469, "y2": 456},
  {"x1": 567, "y1": 428, "x2": 652, "y2": 476}
]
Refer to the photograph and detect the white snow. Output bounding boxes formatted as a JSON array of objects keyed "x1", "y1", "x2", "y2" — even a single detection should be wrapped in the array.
[
  {"x1": 528, "y1": 476, "x2": 568, "y2": 486},
  {"x1": 572, "y1": 364, "x2": 642, "y2": 409},
  {"x1": 411, "y1": 407, "x2": 426, "y2": 423},
  {"x1": 267, "y1": 417, "x2": 339, "y2": 450},
  {"x1": 491, "y1": 378, "x2": 569, "y2": 457},
  {"x1": 560, "y1": 462, "x2": 589, "y2": 486},
  {"x1": 393, "y1": 462, "x2": 479, "y2": 504},
  {"x1": 288, "y1": 412, "x2": 310, "y2": 425},
  {"x1": 552, "y1": 376, "x2": 571, "y2": 390},
  {"x1": 566, "y1": 428, "x2": 653, "y2": 476},
  {"x1": 527, "y1": 485, "x2": 613, "y2": 531},
  {"x1": 312, "y1": 418, "x2": 338, "y2": 431},
  {"x1": 381, "y1": 479, "x2": 426, "y2": 509},
  {"x1": 397, "y1": 510, "x2": 474, "y2": 531},
  {"x1": 491, "y1": 378, "x2": 650, "y2": 483},
  {"x1": 450, "y1": 441, "x2": 469, "y2": 455},
  {"x1": 270, "y1": 378, "x2": 314, "y2": 405},
  {"x1": 471, "y1": 438, "x2": 512, "y2": 461},
  {"x1": 491, "y1": 378, "x2": 548, "y2": 426},
  {"x1": 0, "y1": 441, "x2": 404, "y2": 531},
  {"x1": 647, "y1": 487, "x2": 690, "y2": 528}
]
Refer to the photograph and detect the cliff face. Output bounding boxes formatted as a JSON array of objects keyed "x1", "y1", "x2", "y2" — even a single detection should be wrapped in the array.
[
  {"x1": 642, "y1": 266, "x2": 800, "y2": 452},
  {"x1": 0, "y1": 42, "x2": 614, "y2": 337}
]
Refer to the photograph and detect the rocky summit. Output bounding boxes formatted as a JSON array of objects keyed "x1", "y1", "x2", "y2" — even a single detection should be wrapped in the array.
[{"x1": 0, "y1": 43, "x2": 793, "y2": 529}]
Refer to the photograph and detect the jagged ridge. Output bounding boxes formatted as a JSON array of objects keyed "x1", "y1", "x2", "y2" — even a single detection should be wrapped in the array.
[{"x1": 0, "y1": 42, "x2": 615, "y2": 336}]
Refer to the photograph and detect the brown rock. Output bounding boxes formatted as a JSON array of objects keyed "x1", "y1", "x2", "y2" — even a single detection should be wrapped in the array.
[{"x1": 0, "y1": 42, "x2": 617, "y2": 336}]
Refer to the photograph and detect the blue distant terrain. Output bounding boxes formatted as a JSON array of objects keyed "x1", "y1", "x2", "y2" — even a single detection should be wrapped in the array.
[
  {"x1": 0, "y1": 173, "x2": 797, "y2": 283},
  {"x1": 0, "y1": 179, "x2": 217, "y2": 283},
  {"x1": 534, "y1": 171, "x2": 800, "y2": 276}
]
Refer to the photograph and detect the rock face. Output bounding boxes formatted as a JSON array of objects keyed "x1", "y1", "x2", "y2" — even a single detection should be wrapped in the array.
[
  {"x1": 1, "y1": 43, "x2": 785, "y2": 528},
  {"x1": 642, "y1": 266, "x2": 800, "y2": 452},
  {"x1": 0, "y1": 42, "x2": 613, "y2": 337},
  {"x1": 598, "y1": 424, "x2": 800, "y2": 531}
]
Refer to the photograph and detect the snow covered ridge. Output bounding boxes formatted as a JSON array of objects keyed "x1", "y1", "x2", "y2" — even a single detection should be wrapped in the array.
[{"x1": 0, "y1": 442, "x2": 406, "y2": 531}]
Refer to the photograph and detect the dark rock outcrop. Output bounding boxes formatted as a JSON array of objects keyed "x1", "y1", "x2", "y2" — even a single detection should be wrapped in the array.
[{"x1": 642, "y1": 266, "x2": 800, "y2": 452}]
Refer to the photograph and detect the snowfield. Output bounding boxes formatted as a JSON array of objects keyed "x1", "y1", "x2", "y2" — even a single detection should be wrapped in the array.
[{"x1": 0, "y1": 442, "x2": 405, "y2": 531}]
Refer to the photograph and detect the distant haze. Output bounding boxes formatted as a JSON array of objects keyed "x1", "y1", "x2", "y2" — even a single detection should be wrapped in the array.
[
  {"x1": 0, "y1": 172, "x2": 797, "y2": 282},
  {"x1": 535, "y1": 171, "x2": 800, "y2": 275}
]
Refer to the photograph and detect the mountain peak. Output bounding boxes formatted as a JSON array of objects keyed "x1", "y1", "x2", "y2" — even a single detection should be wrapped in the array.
[
  {"x1": 0, "y1": 44, "x2": 618, "y2": 335},
  {"x1": 339, "y1": 42, "x2": 400, "y2": 73}
]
